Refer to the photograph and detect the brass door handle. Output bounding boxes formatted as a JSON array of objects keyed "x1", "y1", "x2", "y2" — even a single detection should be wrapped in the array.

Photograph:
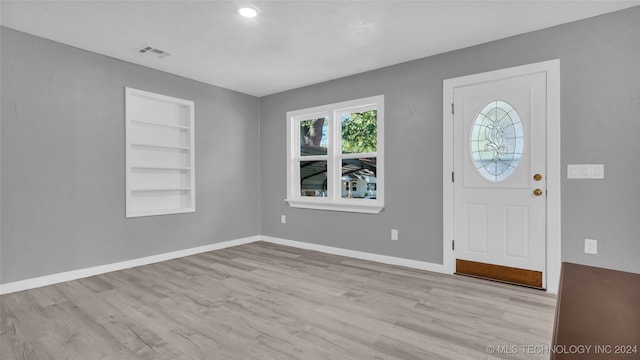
[
  {"x1": 533, "y1": 173, "x2": 543, "y2": 181},
  {"x1": 533, "y1": 189, "x2": 543, "y2": 196}
]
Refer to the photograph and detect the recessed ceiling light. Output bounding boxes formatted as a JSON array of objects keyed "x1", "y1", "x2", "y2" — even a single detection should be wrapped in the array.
[{"x1": 239, "y1": 6, "x2": 259, "y2": 18}]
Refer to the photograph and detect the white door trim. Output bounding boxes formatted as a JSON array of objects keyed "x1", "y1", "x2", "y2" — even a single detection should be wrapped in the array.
[{"x1": 443, "y1": 59, "x2": 561, "y2": 293}]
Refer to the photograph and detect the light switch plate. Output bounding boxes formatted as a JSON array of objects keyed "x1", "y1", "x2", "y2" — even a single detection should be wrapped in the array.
[
  {"x1": 568, "y1": 164, "x2": 604, "y2": 179},
  {"x1": 592, "y1": 164, "x2": 604, "y2": 179},
  {"x1": 391, "y1": 229, "x2": 398, "y2": 241},
  {"x1": 579, "y1": 164, "x2": 590, "y2": 177},
  {"x1": 567, "y1": 165, "x2": 579, "y2": 179}
]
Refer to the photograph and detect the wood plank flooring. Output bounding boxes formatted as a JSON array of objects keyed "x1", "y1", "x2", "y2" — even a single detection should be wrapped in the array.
[{"x1": 1, "y1": 241, "x2": 556, "y2": 360}]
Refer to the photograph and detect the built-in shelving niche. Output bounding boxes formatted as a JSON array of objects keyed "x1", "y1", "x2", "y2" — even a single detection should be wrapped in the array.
[{"x1": 125, "y1": 88, "x2": 195, "y2": 217}]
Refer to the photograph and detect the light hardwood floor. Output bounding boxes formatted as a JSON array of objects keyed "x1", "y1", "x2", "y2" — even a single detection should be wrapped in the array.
[{"x1": 1, "y1": 242, "x2": 556, "y2": 360}]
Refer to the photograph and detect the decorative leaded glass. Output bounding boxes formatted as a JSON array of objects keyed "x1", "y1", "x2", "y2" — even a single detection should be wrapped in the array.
[{"x1": 470, "y1": 100, "x2": 524, "y2": 182}]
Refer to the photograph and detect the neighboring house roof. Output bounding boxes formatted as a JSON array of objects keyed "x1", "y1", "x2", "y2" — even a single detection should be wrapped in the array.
[{"x1": 300, "y1": 157, "x2": 377, "y2": 187}]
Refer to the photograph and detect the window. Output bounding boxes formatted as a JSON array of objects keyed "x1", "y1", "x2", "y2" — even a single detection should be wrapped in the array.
[
  {"x1": 286, "y1": 95, "x2": 384, "y2": 213},
  {"x1": 470, "y1": 100, "x2": 524, "y2": 182},
  {"x1": 125, "y1": 88, "x2": 195, "y2": 217}
]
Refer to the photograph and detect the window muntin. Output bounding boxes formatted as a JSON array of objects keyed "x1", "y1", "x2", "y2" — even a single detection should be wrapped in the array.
[{"x1": 286, "y1": 95, "x2": 384, "y2": 213}]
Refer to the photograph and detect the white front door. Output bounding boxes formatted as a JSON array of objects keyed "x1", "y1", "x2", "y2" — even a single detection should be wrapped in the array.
[{"x1": 453, "y1": 72, "x2": 547, "y2": 287}]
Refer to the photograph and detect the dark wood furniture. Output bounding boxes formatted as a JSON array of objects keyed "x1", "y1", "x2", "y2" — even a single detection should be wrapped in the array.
[{"x1": 551, "y1": 262, "x2": 640, "y2": 359}]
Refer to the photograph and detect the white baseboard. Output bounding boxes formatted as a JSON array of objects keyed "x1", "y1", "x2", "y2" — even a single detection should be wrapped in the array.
[
  {"x1": 260, "y1": 236, "x2": 448, "y2": 274},
  {"x1": 1, "y1": 234, "x2": 448, "y2": 295},
  {"x1": 0, "y1": 235, "x2": 261, "y2": 295}
]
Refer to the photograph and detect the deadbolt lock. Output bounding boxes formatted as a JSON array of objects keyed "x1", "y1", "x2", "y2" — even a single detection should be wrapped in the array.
[{"x1": 533, "y1": 174, "x2": 543, "y2": 181}]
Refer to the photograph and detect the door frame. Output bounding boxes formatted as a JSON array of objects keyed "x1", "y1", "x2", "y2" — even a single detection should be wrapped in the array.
[{"x1": 443, "y1": 59, "x2": 561, "y2": 293}]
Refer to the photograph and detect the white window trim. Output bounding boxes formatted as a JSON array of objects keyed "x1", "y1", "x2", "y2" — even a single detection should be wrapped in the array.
[{"x1": 286, "y1": 95, "x2": 384, "y2": 214}]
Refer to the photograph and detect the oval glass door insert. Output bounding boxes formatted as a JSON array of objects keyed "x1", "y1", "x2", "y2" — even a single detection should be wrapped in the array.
[{"x1": 470, "y1": 100, "x2": 524, "y2": 182}]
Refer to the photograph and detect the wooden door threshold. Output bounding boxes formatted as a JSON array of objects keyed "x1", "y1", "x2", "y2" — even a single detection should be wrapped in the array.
[{"x1": 455, "y1": 259, "x2": 544, "y2": 289}]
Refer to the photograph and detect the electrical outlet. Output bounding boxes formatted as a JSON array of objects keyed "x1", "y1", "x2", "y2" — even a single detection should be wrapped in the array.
[
  {"x1": 584, "y1": 238, "x2": 598, "y2": 255},
  {"x1": 391, "y1": 229, "x2": 398, "y2": 241},
  {"x1": 281, "y1": 215, "x2": 286, "y2": 224}
]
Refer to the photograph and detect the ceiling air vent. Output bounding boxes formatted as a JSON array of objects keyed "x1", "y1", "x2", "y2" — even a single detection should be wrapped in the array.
[{"x1": 138, "y1": 46, "x2": 171, "y2": 58}]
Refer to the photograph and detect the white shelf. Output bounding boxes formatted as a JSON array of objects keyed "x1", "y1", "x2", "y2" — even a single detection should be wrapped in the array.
[
  {"x1": 126, "y1": 207, "x2": 195, "y2": 218},
  {"x1": 126, "y1": 88, "x2": 195, "y2": 218},
  {"x1": 131, "y1": 187, "x2": 191, "y2": 192},
  {"x1": 131, "y1": 166, "x2": 191, "y2": 170},
  {"x1": 130, "y1": 142, "x2": 190, "y2": 151},
  {"x1": 131, "y1": 119, "x2": 190, "y2": 130}
]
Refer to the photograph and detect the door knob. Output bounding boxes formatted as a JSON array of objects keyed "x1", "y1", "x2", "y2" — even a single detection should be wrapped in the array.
[
  {"x1": 533, "y1": 174, "x2": 543, "y2": 181},
  {"x1": 533, "y1": 189, "x2": 543, "y2": 196}
]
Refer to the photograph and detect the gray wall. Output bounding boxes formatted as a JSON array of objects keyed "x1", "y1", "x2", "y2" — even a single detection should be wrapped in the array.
[
  {"x1": 2, "y1": 7, "x2": 639, "y2": 285},
  {"x1": 260, "y1": 7, "x2": 640, "y2": 274},
  {"x1": 1, "y1": 27, "x2": 261, "y2": 283}
]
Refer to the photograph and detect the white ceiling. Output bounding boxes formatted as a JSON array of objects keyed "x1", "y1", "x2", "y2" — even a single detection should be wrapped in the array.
[{"x1": 2, "y1": 1, "x2": 638, "y2": 96}]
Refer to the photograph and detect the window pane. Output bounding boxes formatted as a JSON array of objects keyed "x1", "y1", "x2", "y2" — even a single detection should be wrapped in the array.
[
  {"x1": 341, "y1": 110, "x2": 377, "y2": 154},
  {"x1": 300, "y1": 161, "x2": 328, "y2": 197},
  {"x1": 300, "y1": 118, "x2": 328, "y2": 156},
  {"x1": 341, "y1": 157, "x2": 376, "y2": 199}
]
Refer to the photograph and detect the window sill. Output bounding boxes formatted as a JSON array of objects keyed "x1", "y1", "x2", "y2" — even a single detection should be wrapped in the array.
[{"x1": 285, "y1": 198, "x2": 384, "y2": 214}]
